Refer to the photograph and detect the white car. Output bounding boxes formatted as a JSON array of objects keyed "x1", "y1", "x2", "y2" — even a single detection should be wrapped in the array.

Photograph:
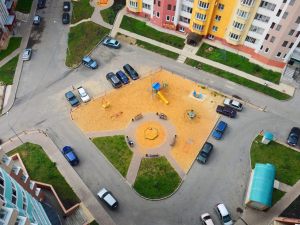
[
  {"x1": 214, "y1": 203, "x2": 233, "y2": 225},
  {"x1": 200, "y1": 213, "x2": 215, "y2": 225},
  {"x1": 33, "y1": 15, "x2": 41, "y2": 25},
  {"x1": 22, "y1": 48, "x2": 32, "y2": 61},
  {"x1": 77, "y1": 86, "x2": 90, "y2": 103},
  {"x1": 223, "y1": 98, "x2": 243, "y2": 111},
  {"x1": 97, "y1": 188, "x2": 118, "y2": 209}
]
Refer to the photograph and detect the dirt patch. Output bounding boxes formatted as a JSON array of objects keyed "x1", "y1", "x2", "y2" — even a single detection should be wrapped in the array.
[{"x1": 116, "y1": 34, "x2": 136, "y2": 45}]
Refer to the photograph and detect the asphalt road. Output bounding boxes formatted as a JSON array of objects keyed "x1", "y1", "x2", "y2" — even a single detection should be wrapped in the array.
[{"x1": 1, "y1": 0, "x2": 300, "y2": 224}]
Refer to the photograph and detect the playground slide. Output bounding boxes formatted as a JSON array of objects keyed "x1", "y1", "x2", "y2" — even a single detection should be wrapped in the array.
[{"x1": 157, "y1": 91, "x2": 169, "y2": 105}]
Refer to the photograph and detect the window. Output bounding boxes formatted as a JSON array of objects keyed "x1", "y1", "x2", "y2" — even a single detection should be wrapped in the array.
[
  {"x1": 260, "y1": 1, "x2": 276, "y2": 11},
  {"x1": 215, "y1": 15, "x2": 221, "y2": 21},
  {"x1": 283, "y1": 0, "x2": 287, "y2": 3},
  {"x1": 270, "y1": 22, "x2": 275, "y2": 29},
  {"x1": 229, "y1": 32, "x2": 240, "y2": 40},
  {"x1": 289, "y1": 0, "x2": 295, "y2": 6},
  {"x1": 198, "y1": 1, "x2": 209, "y2": 9},
  {"x1": 154, "y1": 0, "x2": 156, "y2": 4},
  {"x1": 249, "y1": 25, "x2": 264, "y2": 34},
  {"x1": 282, "y1": 12, "x2": 288, "y2": 19},
  {"x1": 208, "y1": 34, "x2": 214, "y2": 40},
  {"x1": 179, "y1": 27, "x2": 185, "y2": 32},
  {"x1": 236, "y1": 9, "x2": 248, "y2": 19},
  {"x1": 276, "y1": 24, "x2": 281, "y2": 31},
  {"x1": 265, "y1": 34, "x2": 269, "y2": 40},
  {"x1": 260, "y1": 45, "x2": 263, "y2": 50},
  {"x1": 245, "y1": 36, "x2": 256, "y2": 43},
  {"x1": 270, "y1": 36, "x2": 275, "y2": 43},
  {"x1": 218, "y1": 3, "x2": 224, "y2": 10},
  {"x1": 172, "y1": 16, "x2": 174, "y2": 22},
  {"x1": 233, "y1": 21, "x2": 244, "y2": 30},
  {"x1": 289, "y1": 42, "x2": 294, "y2": 48},
  {"x1": 11, "y1": 182, "x2": 17, "y2": 205},
  {"x1": 296, "y1": 16, "x2": 300, "y2": 24},
  {"x1": 288, "y1": 29, "x2": 295, "y2": 36},
  {"x1": 296, "y1": 31, "x2": 300, "y2": 37},
  {"x1": 276, "y1": 9, "x2": 282, "y2": 17},
  {"x1": 158, "y1": 1, "x2": 160, "y2": 6},
  {"x1": 156, "y1": 12, "x2": 160, "y2": 17},
  {"x1": 276, "y1": 52, "x2": 281, "y2": 57},
  {"x1": 212, "y1": 26, "x2": 218, "y2": 32},
  {"x1": 166, "y1": 15, "x2": 170, "y2": 21},
  {"x1": 181, "y1": 5, "x2": 192, "y2": 13},
  {"x1": 195, "y1": 13, "x2": 206, "y2": 21},
  {"x1": 193, "y1": 23, "x2": 204, "y2": 31},
  {"x1": 129, "y1": 1, "x2": 138, "y2": 8},
  {"x1": 167, "y1": 4, "x2": 171, "y2": 10},
  {"x1": 173, "y1": 5, "x2": 176, "y2": 11},
  {"x1": 265, "y1": 48, "x2": 269, "y2": 53},
  {"x1": 241, "y1": 0, "x2": 254, "y2": 6},
  {"x1": 142, "y1": 3, "x2": 151, "y2": 9},
  {"x1": 179, "y1": 16, "x2": 190, "y2": 23},
  {"x1": 255, "y1": 13, "x2": 270, "y2": 23},
  {"x1": 283, "y1": 54, "x2": 287, "y2": 59},
  {"x1": 282, "y1": 41, "x2": 288, "y2": 47}
]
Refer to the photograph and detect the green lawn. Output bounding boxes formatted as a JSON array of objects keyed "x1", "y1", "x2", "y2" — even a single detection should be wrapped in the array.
[
  {"x1": 136, "y1": 40, "x2": 179, "y2": 59},
  {"x1": 0, "y1": 55, "x2": 18, "y2": 85},
  {"x1": 100, "y1": 0, "x2": 125, "y2": 25},
  {"x1": 89, "y1": 221, "x2": 99, "y2": 225},
  {"x1": 15, "y1": 0, "x2": 33, "y2": 13},
  {"x1": 0, "y1": 37, "x2": 22, "y2": 61},
  {"x1": 197, "y1": 43, "x2": 281, "y2": 84},
  {"x1": 120, "y1": 16, "x2": 185, "y2": 49},
  {"x1": 133, "y1": 157, "x2": 181, "y2": 199},
  {"x1": 92, "y1": 136, "x2": 133, "y2": 177},
  {"x1": 7, "y1": 143, "x2": 80, "y2": 209},
  {"x1": 184, "y1": 58, "x2": 290, "y2": 100},
  {"x1": 66, "y1": 21, "x2": 109, "y2": 67},
  {"x1": 71, "y1": 0, "x2": 94, "y2": 24},
  {"x1": 250, "y1": 136, "x2": 300, "y2": 185},
  {"x1": 272, "y1": 189, "x2": 285, "y2": 206}
]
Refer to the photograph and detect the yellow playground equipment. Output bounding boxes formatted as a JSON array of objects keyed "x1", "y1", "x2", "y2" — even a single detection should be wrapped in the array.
[{"x1": 152, "y1": 82, "x2": 169, "y2": 105}]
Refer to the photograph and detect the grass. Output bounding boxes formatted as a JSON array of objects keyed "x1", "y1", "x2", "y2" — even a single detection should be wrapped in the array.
[
  {"x1": 272, "y1": 189, "x2": 285, "y2": 206},
  {"x1": 120, "y1": 16, "x2": 185, "y2": 49},
  {"x1": 7, "y1": 143, "x2": 80, "y2": 209},
  {"x1": 71, "y1": 0, "x2": 94, "y2": 24},
  {"x1": 0, "y1": 37, "x2": 22, "y2": 61},
  {"x1": 89, "y1": 221, "x2": 99, "y2": 225},
  {"x1": 133, "y1": 157, "x2": 181, "y2": 199},
  {"x1": 197, "y1": 43, "x2": 281, "y2": 84},
  {"x1": 250, "y1": 136, "x2": 300, "y2": 186},
  {"x1": 184, "y1": 58, "x2": 290, "y2": 100},
  {"x1": 92, "y1": 136, "x2": 133, "y2": 177},
  {"x1": 100, "y1": 0, "x2": 125, "y2": 25},
  {"x1": 15, "y1": 0, "x2": 33, "y2": 13},
  {"x1": 136, "y1": 40, "x2": 179, "y2": 59},
  {"x1": 66, "y1": 21, "x2": 109, "y2": 67},
  {"x1": 0, "y1": 55, "x2": 19, "y2": 85}
]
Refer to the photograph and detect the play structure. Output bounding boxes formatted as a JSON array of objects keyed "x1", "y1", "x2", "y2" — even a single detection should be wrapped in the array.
[
  {"x1": 97, "y1": 0, "x2": 108, "y2": 5},
  {"x1": 152, "y1": 82, "x2": 169, "y2": 105},
  {"x1": 186, "y1": 109, "x2": 197, "y2": 120},
  {"x1": 193, "y1": 90, "x2": 203, "y2": 99}
]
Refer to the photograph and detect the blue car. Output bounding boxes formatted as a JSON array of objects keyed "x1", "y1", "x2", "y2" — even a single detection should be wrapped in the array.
[
  {"x1": 61, "y1": 146, "x2": 79, "y2": 166},
  {"x1": 116, "y1": 70, "x2": 130, "y2": 84},
  {"x1": 102, "y1": 37, "x2": 121, "y2": 49},
  {"x1": 65, "y1": 91, "x2": 79, "y2": 107},
  {"x1": 212, "y1": 121, "x2": 227, "y2": 140},
  {"x1": 82, "y1": 56, "x2": 98, "y2": 69}
]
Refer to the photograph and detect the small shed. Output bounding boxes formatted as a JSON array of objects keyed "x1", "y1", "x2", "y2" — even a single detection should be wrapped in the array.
[
  {"x1": 186, "y1": 33, "x2": 202, "y2": 46},
  {"x1": 245, "y1": 163, "x2": 276, "y2": 210},
  {"x1": 261, "y1": 131, "x2": 274, "y2": 144}
]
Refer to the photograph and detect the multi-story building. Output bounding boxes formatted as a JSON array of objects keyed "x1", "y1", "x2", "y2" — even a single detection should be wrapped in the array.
[
  {"x1": 0, "y1": 149, "x2": 52, "y2": 225},
  {"x1": 0, "y1": 0, "x2": 16, "y2": 49},
  {"x1": 126, "y1": 0, "x2": 300, "y2": 77}
]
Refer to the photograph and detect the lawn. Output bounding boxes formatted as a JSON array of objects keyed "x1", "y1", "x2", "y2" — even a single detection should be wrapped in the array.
[
  {"x1": 0, "y1": 55, "x2": 19, "y2": 85},
  {"x1": 120, "y1": 16, "x2": 185, "y2": 49},
  {"x1": 136, "y1": 40, "x2": 179, "y2": 59},
  {"x1": 92, "y1": 135, "x2": 133, "y2": 177},
  {"x1": 197, "y1": 43, "x2": 281, "y2": 84},
  {"x1": 71, "y1": 0, "x2": 94, "y2": 24},
  {"x1": 15, "y1": 0, "x2": 33, "y2": 13},
  {"x1": 184, "y1": 58, "x2": 290, "y2": 100},
  {"x1": 272, "y1": 189, "x2": 285, "y2": 206},
  {"x1": 0, "y1": 37, "x2": 22, "y2": 61},
  {"x1": 66, "y1": 21, "x2": 109, "y2": 67},
  {"x1": 100, "y1": 0, "x2": 125, "y2": 25},
  {"x1": 89, "y1": 221, "x2": 99, "y2": 225},
  {"x1": 133, "y1": 157, "x2": 181, "y2": 199},
  {"x1": 250, "y1": 136, "x2": 300, "y2": 186},
  {"x1": 7, "y1": 142, "x2": 80, "y2": 209}
]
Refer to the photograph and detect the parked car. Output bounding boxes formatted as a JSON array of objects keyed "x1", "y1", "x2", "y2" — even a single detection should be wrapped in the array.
[
  {"x1": 212, "y1": 121, "x2": 227, "y2": 140},
  {"x1": 97, "y1": 188, "x2": 118, "y2": 209},
  {"x1": 106, "y1": 72, "x2": 122, "y2": 88},
  {"x1": 22, "y1": 48, "x2": 32, "y2": 61},
  {"x1": 123, "y1": 64, "x2": 139, "y2": 80},
  {"x1": 223, "y1": 98, "x2": 243, "y2": 111},
  {"x1": 197, "y1": 142, "x2": 213, "y2": 164},
  {"x1": 102, "y1": 37, "x2": 121, "y2": 49},
  {"x1": 63, "y1": 1, "x2": 71, "y2": 12},
  {"x1": 37, "y1": 0, "x2": 46, "y2": 9},
  {"x1": 116, "y1": 70, "x2": 129, "y2": 84},
  {"x1": 216, "y1": 105, "x2": 237, "y2": 118},
  {"x1": 200, "y1": 213, "x2": 215, "y2": 225},
  {"x1": 214, "y1": 203, "x2": 233, "y2": 225},
  {"x1": 61, "y1": 146, "x2": 79, "y2": 166},
  {"x1": 82, "y1": 56, "x2": 98, "y2": 69},
  {"x1": 33, "y1": 15, "x2": 41, "y2": 25},
  {"x1": 287, "y1": 127, "x2": 300, "y2": 146},
  {"x1": 65, "y1": 91, "x2": 80, "y2": 107},
  {"x1": 77, "y1": 86, "x2": 90, "y2": 103},
  {"x1": 62, "y1": 12, "x2": 70, "y2": 24}
]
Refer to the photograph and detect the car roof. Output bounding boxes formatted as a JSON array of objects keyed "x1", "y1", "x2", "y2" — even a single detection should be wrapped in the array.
[
  {"x1": 217, "y1": 120, "x2": 227, "y2": 128},
  {"x1": 103, "y1": 193, "x2": 117, "y2": 205},
  {"x1": 65, "y1": 91, "x2": 74, "y2": 97},
  {"x1": 291, "y1": 127, "x2": 300, "y2": 133},
  {"x1": 217, "y1": 203, "x2": 229, "y2": 216},
  {"x1": 202, "y1": 142, "x2": 213, "y2": 152},
  {"x1": 83, "y1": 56, "x2": 91, "y2": 61},
  {"x1": 98, "y1": 188, "x2": 108, "y2": 198}
]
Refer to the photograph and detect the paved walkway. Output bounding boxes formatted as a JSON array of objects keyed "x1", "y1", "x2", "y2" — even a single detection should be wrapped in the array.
[
  {"x1": 0, "y1": 47, "x2": 21, "y2": 67},
  {"x1": 1, "y1": 130, "x2": 116, "y2": 225}
]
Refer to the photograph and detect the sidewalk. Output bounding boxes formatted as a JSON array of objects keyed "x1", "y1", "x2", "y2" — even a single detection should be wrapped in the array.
[{"x1": 0, "y1": 47, "x2": 21, "y2": 67}]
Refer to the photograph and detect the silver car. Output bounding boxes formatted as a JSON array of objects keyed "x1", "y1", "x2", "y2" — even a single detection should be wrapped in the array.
[
  {"x1": 22, "y1": 48, "x2": 32, "y2": 61},
  {"x1": 223, "y1": 98, "x2": 243, "y2": 111}
]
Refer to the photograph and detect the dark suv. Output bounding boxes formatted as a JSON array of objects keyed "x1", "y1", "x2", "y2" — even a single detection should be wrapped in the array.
[
  {"x1": 197, "y1": 142, "x2": 213, "y2": 164},
  {"x1": 37, "y1": 0, "x2": 46, "y2": 9},
  {"x1": 216, "y1": 105, "x2": 236, "y2": 118},
  {"x1": 287, "y1": 127, "x2": 300, "y2": 146},
  {"x1": 123, "y1": 64, "x2": 139, "y2": 80},
  {"x1": 106, "y1": 72, "x2": 122, "y2": 88}
]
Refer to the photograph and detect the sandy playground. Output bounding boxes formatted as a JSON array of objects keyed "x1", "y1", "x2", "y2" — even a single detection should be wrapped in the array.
[{"x1": 71, "y1": 69, "x2": 223, "y2": 173}]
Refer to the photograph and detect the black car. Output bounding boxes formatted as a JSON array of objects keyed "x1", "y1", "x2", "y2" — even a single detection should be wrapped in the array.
[
  {"x1": 37, "y1": 0, "x2": 46, "y2": 9},
  {"x1": 106, "y1": 72, "x2": 122, "y2": 88},
  {"x1": 65, "y1": 91, "x2": 80, "y2": 107},
  {"x1": 197, "y1": 142, "x2": 213, "y2": 164},
  {"x1": 116, "y1": 70, "x2": 130, "y2": 84},
  {"x1": 63, "y1": 1, "x2": 71, "y2": 12},
  {"x1": 123, "y1": 64, "x2": 139, "y2": 80},
  {"x1": 216, "y1": 105, "x2": 237, "y2": 118},
  {"x1": 62, "y1": 13, "x2": 70, "y2": 24},
  {"x1": 287, "y1": 127, "x2": 300, "y2": 146}
]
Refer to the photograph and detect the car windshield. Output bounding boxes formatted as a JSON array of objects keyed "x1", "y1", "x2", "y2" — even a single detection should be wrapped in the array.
[
  {"x1": 223, "y1": 215, "x2": 232, "y2": 223},
  {"x1": 203, "y1": 215, "x2": 211, "y2": 220},
  {"x1": 87, "y1": 59, "x2": 94, "y2": 65},
  {"x1": 200, "y1": 151, "x2": 208, "y2": 157}
]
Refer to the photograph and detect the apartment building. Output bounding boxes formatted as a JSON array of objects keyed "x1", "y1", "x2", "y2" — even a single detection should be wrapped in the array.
[
  {"x1": 0, "y1": 0, "x2": 15, "y2": 49},
  {"x1": 126, "y1": 0, "x2": 300, "y2": 76},
  {"x1": 0, "y1": 149, "x2": 51, "y2": 225}
]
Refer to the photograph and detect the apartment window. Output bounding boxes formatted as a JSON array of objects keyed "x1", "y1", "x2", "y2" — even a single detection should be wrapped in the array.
[
  {"x1": 193, "y1": 23, "x2": 204, "y2": 31},
  {"x1": 167, "y1": 4, "x2": 171, "y2": 10},
  {"x1": 249, "y1": 25, "x2": 264, "y2": 34},
  {"x1": 166, "y1": 15, "x2": 170, "y2": 21},
  {"x1": 265, "y1": 48, "x2": 269, "y2": 53},
  {"x1": 241, "y1": 0, "x2": 253, "y2": 6},
  {"x1": 229, "y1": 32, "x2": 240, "y2": 41},
  {"x1": 276, "y1": 9, "x2": 282, "y2": 17},
  {"x1": 181, "y1": 5, "x2": 192, "y2": 13},
  {"x1": 218, "y1": 3, "x2": 224, "y2": 10},
  {"x1": 0, "y1": 209, "x2": 8, "y2": 223},
  {"x1": 288, "y1": 29, "x2": 295, "y2": 36},
  {"x1": 296, "y1": 31, "x2": 300, "y2": 37},
  {"x1": 195, "y1": 13, "x2": 206, "y2": 21},
  {"x1": 236, "y1": 9, "x2": 248, "y2": 19},
  {"x1": 129, "y1": 1, "x2": 138, "y2": 8},
  {"x1": 179, "y1": 27, "x2": 185, "y2": 32},
  {"x1": 282, "y1": 41, "x2": 288, "y2": 47},
  {"x1": 295, "y1": 16, "x2": 300, "y2": 24},
  {"x1": 260, "y1": 45, "x2": 263, "y2": 50},
  {"x1": 255, "y1": 13, "x2": 270, "y2": 23},
  {"x1": 208, "y1": 34, "x2": 214, "y2": 40},
  {"x1": 11, "y1": 182, "x2": 17, "y2": 205},
  {"x1": 283, "y1": 0, "x2": 287, "y2": 3},
  {"x1": 173, "y1": 5, "x2": 176, "y2": 11},
  {"x1": 270, "y1": 22, "x2": 275, "y2": 29},
  {"x1": 289, "y1": 42, "x2": 294, "y2": 48},
  {"x1": 172, "y1": 16, "x2": 174, "y2": 22},
  {"x1": 233, "y1": 21, "x2": 244, "y2": 30},
  {"x1": 282, "y1": 12, "x2": 288, "y2": 19},
  {"x1": 260, "y1": 1, "x2": 276, "y2": 11},
  {"x1": 215, "y1": 15, "x2": 221, "y2": 21},
  {"x1": 276, "y1": 52, "x2": 281, "y2": 57},
  {"x1": 142, "y1": 3, "x2": 151, "y2": 9},
  {"x1": 212, "y1": 26, "x2": 218, "y2": 32},
  {"x1": 265, "y1": 34, "x2": 269, "y2": 40},
  {"x1": 283, "y1": 54, "x2": 287, "y2": 59},
  {"x1": 270, "y1": 36, "x2": 275, "y2": 43},
  {"x1": 156, "y1": 12, "x2": 160, "y2": 17},
  {"x1": 276, "y1": 24, "x2": 281, "y2": 31},
  {"x1": 158, "y1": 1, "x2": 160, "y2": 6},
  {"x1": 179, "y1": 16, "x2": 190, "y2": 23},
  {"x1": 245, "y1": 36, "x2": 256, "y2": 43},
  {"x1": 289, "y1": 0, "x2": 295, "y2": 6},
  {"x1": 198, "y1": 1, "x2": 209, "y2": 9}
]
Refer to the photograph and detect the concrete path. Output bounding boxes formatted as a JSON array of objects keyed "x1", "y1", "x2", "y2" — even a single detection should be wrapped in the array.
[
  {"x1": 110, "y1": 7, "x2": 126, "y2": 37},
  {"x1": 0, "y1": 47, "x2": 21, "y2": 67},
  {"x1": 90, "y1": 0, "x2": 113, "y2": 29},
  {"x1": 1, "y1": 130, "x2": 116, "y2": 225},
  {"x1": 274, "y1": 180, "x2": 293, "y2": 192},
  {"x1": 69, "y1": 18, "x2": 91, "y2": 28}
]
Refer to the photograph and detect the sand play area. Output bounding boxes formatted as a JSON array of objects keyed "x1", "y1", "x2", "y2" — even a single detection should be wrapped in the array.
[{"x1": 71, "y1": 69, "x2": 223, "y2": 173}]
